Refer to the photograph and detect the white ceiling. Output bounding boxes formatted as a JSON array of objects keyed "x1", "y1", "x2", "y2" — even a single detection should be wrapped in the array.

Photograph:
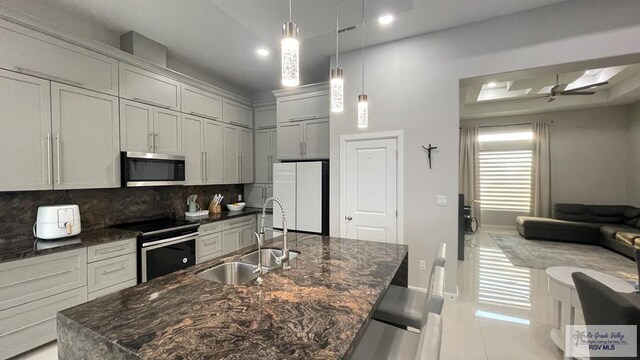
[
  {"x1": 461, "y1": 62, "x2": 640, "y2": 119},
  {"x1": 1, "y1": 0, "x2": 567, "y2": 97}
]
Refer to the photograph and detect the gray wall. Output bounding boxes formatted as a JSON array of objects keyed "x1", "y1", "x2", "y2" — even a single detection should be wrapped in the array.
[
  {"x1": 627, "y1": 101, "x2": 640, "y2": 206},
  {"x1": 330, "y1": 0, "x2": 640, "y2": 292},
  {"x1": 462, "y1": 106, "x2": 631, "y2": 226}
]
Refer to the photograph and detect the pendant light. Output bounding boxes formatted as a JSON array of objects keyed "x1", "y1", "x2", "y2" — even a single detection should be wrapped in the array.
[
  {"x1": 281, "y1": 0, "x2": 299, "y2": 87},
  {"x1": 357, "y1": 0, "x2": 368, "y2": 128},
  {"x1": 330, "y1": 0, "x2": 344, "y2": 113}
]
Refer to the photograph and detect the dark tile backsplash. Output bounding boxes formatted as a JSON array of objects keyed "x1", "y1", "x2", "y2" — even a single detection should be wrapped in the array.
[{"x1": 0, "y1": 185, "x2": 243, "y2": 238}]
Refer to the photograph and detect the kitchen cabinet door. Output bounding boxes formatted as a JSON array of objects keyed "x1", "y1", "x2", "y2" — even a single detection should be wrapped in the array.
[
  {"x1": 221, "y1": 229, "x2": 240, "y2": 255},
  {"x1": 119, "y1": 99, "x2": 153, "y2": 153},
  {"x1": 181, "y1": 114, "x2": 204, "y2": 185},
  {"x1": 239, "y1": 128, "x2": 254, "y2": 183},
  {"x1": 51, "y1": 83, "x2": 120, "y2": 189},
  {"x1": 277, "y1": 123, "x2": 303, "y2": 160},
  {"x1": 0, "y1": 69, "x2": 52, "y2": 191},
  {"x1": 223, "y1": 125, "x2": 239, "y2": 183},
  {"x1": 254, "y1": 106, "x2": 276, "y2": 129},
  {"x1": 223, "y1": 99, "x2": 252, "y2": 128},
  {"x1": 303, "y1": 119, "x2": 329, "y2": 159},
  {"x1": 181, "y1": 84, "x2": 221, "y2": 121},
  {"x1": 254, "y1": 130, "x2": 271, "y2": 183},
  {"x1": 204, "y1": 120, "x2": 224, "y2": 184},
  {"x1": 277, "y1": 92, "x2": 329, "y2": 123},
  {"x1": 119, "y1": 62, "x2": 180, "y2": 110},
  {"x1": 153, "y1": 108, "x2": 181, "y2": 155},
  {"x1": 239, "y1": 224, "x2": 256, "y2": 249},
  {"x1": 270, "y1": 129, "x2": 278, "y2": 181}
]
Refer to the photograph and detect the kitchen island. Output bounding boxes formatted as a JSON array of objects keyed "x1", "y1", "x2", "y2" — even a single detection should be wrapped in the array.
[{"x1": 57, "y1": 232, "x2": 408, "y2": 359}]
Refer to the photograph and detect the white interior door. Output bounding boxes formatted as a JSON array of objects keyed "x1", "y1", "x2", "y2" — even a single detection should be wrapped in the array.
[{"x1": 344, "y1": 138, "x2": 397, "y2": 243}]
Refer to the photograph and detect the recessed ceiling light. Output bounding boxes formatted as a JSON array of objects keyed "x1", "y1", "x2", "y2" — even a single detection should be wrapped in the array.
[
  {"x1": 378, "y1": 14, "x2": 394, "y2": 25},
  {"x1": 487, "y1": 82, "x2": 497, "y2": 88},
  {"x1": 256, "y1": 48, "x2": 269, "y2": 56}
]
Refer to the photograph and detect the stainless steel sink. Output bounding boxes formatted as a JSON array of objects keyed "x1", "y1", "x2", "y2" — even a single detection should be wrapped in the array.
[
  {"x1": 239, "y1": 248, "x2": 300, "y2": 268},
  {"x1": 197, "y1": 262, "x2": 260, "y2": 285}
]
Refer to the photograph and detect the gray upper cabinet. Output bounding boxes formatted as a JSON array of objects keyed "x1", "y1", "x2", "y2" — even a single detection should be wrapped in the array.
[
  {"x1": 302, "y1": 119, "x2": 330, "y2": 159},
  {"x1": 223, "y1": 125, "x2": 239, "y2": 183},
  {"x1": 239, "y1": 128, "x2": 254, "y2": 183},
  {"x1": 181, "y1": 114, "x2": 205, "y2": 185},
  {"x1": 120, "y1": 99, "x2": 182, "y2": 155},
  {"x1": 254, "y1": 105, "x2": 277, "y2": 129},
  {"x1": 0, "y1": 19, "x2": 118, "y2": 96},
  {"x1": 51, "y1": 83, "x2": 120, "y2": 189},
  {"x1": 277, "y1": 123, "x2": 304, "y2": 160},
  {"x1": 254, "y1": 129, "x2": 277, "y2": 183},
  {"x1": 276, "y1": 91, "x2": 329, "y2": 123},
  {"x1": 223, "y1": 99, "x2": 253, "y2": 128},
  {"x1": 153, "y1": 108, "x2": 182, "y2": 155},
  {"x1": 181, "y1": 84, "x2": 222, "y2": 121},
  {"x1": 0, "y1": 69, "x2": 52, "y2": 191},
  {"x1": 119, "y1": 62, "x2": 181, "y2": 110},
  {"x1": 204, "y1": 120, "x2": 224, "y2": 184},
  {"x1": 119, "y1": 99, "x2": 154, "y2": 153}
]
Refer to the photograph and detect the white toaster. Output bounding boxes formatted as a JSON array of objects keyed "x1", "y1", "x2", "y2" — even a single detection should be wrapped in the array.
[{"x1": 33, "y1": 204, "x2": 82, "y2": 240}]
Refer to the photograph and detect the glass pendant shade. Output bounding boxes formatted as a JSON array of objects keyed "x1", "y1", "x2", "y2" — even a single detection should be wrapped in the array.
[
  {"x1": 330, "y1": 68, "x2": 344, "y2": 113},
  {"x1": 281, "y1": 22, "x2": 299, "y2": 87},
  {"x1": 357, "y1": 94, "x2": 368, "y2": 128}
]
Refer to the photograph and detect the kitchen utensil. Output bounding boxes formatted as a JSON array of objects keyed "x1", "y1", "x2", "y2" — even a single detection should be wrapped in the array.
[
  {"x1": 226, "y1": 202, "x2": 246, "y2": 212},
  {"x1": 33, "y1": 204, "x2": 81, "y2": 240},
  {"x1": 187, "y1": 195, "x2": 199, "y2": 213}
]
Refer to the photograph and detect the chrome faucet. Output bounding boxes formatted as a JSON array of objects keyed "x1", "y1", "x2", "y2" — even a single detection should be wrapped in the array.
[
  {"x1": 260, "y1": 196, "x2": 290, "y2": 270},
  {"x1": 252, "y1": 231, "x2": 264, "y2": 284}
]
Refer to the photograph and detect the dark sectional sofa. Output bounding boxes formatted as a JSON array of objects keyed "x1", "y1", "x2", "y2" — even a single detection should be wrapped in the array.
[{"x1": 516, "y1": 203, "x2": 640, "y2": 259}]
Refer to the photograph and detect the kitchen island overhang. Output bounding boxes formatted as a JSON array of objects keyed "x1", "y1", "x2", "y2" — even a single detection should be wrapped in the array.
[{"x1": 57, "y1": 232, "x2": 408, "y2": 359}]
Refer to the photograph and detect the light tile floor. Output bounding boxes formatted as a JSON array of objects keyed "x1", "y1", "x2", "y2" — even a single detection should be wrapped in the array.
[
  {"x1": 441, "y1": 227, "x2": 580, "y2": 360},
  {"x1": 17, "y1": 227, "x2": 629, "y2": 360}
]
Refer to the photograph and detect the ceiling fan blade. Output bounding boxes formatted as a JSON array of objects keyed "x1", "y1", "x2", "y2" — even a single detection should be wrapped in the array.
[
  {"x1": 516, "y1": 96, "x2": 548, "y2": 103},
  {"x1": 547, "y1": 97, "x2": 556, "y2": 103},
  {"x1": 566, "y1": 81, "x2": 609, "y2": 92},
  {"x1": 557, "y1": 83, "x2": 568, "y2": 92},
  {"x1": 560, "y1": 91, "x2": 596, "y2": 95}
]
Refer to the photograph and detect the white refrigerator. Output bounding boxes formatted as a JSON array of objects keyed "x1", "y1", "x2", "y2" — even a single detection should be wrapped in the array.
[{"x1": 273, "y1": 161, "x2": 329, "y2": 235}]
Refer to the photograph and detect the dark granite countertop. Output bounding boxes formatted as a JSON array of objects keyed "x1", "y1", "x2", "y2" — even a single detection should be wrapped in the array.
[
  {"x1": 58, "y1": 233, "x2": 408, "y2": 360},
  {"x1": 0, "y1": 228, "x2": 139, "y2": 264},
  {"x1": 183, "y1": 207, "x2": 269, "y2": 225}
]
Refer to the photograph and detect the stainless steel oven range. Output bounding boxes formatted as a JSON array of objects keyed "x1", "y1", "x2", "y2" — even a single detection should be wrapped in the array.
[{"x1": 114, "y1": 218, "x2": 199, "y2": 283}]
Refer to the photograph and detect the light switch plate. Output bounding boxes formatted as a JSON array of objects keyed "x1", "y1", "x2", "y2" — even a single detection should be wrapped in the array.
[{"x1": 436, "y1": 195, "x2": 448, "y2": 206}]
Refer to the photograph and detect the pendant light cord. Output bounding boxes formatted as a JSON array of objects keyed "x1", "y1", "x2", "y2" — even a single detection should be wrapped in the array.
[
  {"x1": 289, "y1": 0, "x2": 292, "y2": 22},
  {"x1": 361, "y1": 0, "x2": 365, "y2": 92},
  {"x1": 335, "y1": 0, "x2": 339, "y2": 67}
]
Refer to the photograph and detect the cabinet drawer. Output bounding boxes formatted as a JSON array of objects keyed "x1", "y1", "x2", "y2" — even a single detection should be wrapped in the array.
[
  {"x1": 197, "y1": 251, "x2": 222, "y2": 264},
  {"x1": 87, "y1": 238, "x2": 136, "y2": 263},
  {"x1": 119, "y1": 62, "x2": 180, "y2": 110},
  {"x1": 221, "y1": 216, "x2": 256, "y2": 231},
  {"x1": 181, "y1": 84, "x2": 221, "y2": 120},
  {"x1": 0, "y1": 249, "x2": 87, "y2": 311},
  {"x1": 277, "y1": 92, "x2": 329, "y2": 123},
  {"x1": 87, "y1": 279, "x2": 136, "y2": 301},
  {"x1": 199, "y1": 222, "x2": 222, "y2": 235},
  {"x1": 0, "y1": 20, "x2": 118, "y2": 96},
  {"x1": 223, "y1": 99, "x2": 252, "y2": 128},
  {"x1": 87, "y1": 253, "x2": 136, "y2": 293},
  {"x1": 197, "y1": 233, "x2": 222, "y2": 258},
  {"x1": 0, "y1": 286, "x2": 87, "y2": 360}
]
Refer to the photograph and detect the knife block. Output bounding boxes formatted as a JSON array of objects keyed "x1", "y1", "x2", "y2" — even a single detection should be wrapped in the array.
[{"x1": 209, "y1": 201, "x2": 222, "y2": 214}]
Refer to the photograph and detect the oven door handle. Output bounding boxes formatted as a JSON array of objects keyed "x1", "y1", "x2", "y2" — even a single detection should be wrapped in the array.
[{"x1": 142, "y1": 232, "x2": 199, "y2": 248}]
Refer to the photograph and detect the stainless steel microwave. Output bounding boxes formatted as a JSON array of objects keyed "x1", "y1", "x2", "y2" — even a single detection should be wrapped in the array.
[{"x1": 121, "y1": 152, "x2": 186, "y2": 187}]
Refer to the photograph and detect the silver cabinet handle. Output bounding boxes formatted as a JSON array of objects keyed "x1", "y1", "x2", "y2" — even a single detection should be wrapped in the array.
[
  {"x1": 201, "y1": 152, "x2": 205, "y2": 182},
  {"x1": 2, "y1": 268, "x2": 73, "y2": 288},
  {"x1": 132, "y1": 97, "x2": 171, "y2": 109},
  {"x1": 240, "y1": 155, "x2": 243, "y2": 181},
  {"x1": 205, "y1": 152, "x2": 208, "y2": 182},
  {"x1": 14, "y1": 66, "x2": 82, "y2": 87},
  {"x1": 56, "y1": 134, "x2": 61, "y2": 185},
  {"x1": 237, "y1": 155, "x2": 241, "y2": 181},
  {"x1": 96, "y1": 247, "x2": 126, "y2": 256},
  {"x1": 190, "y1": 111, "x2": 218, "y2": 121},
  {"x1": 303, "y1": 142, "x2": 306, "y2": 156},
  {"x1": 300, "y1": 142, "x2": 303, "y2": 156},
  {"x1": 148, "y1": 133, "x2": 153, "y2": 152},
  {"x1": 345, "y1": 216, "x2": 353, "y2": 221},
  {"x1": 102, "y1": 265, "x2": 127, "y2": 275},
  {"x1": 267, "y1": 155, "x2": 271, "y2": 182},
  {"x1": 229, "y1": 121, "x2": 248, "y2": 128},
  {"x1": 154, "y1": 133, "x2": 158, "y2": 150},
  {"x1": 46, "y1": 133, "x2": 52, "y2": 185},
  {"x1": 290, "y1": 115, "x2": 317, "y2": 122}
]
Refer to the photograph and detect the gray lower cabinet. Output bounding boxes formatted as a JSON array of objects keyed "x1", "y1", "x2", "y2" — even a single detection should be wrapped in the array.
[
  {"x1": 0, "y1": 286, "x2": 87, "y2": 359},
  {"x1": 199, "y1": 216, "x2": 257, "y2": 258},
  {"x1": 86, "y1": 238, "x2": 137, "y2": 300},
  {"x1": 196, "y1": 233, "x2": 222, "y2": 264}
]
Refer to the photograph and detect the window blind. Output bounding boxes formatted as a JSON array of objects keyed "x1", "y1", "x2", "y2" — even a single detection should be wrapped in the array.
[{"x1": 479, "y1": 149, "x2": 532, "y2": 212}]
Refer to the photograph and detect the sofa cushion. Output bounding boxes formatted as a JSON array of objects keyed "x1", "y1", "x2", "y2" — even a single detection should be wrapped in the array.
[
  {"x1": 586, "y1": 205, "x2": 629, "y2": 217},
  {"x1": 555, "y1": 212, "x2": 589, "y2": 222},
  {"x1": 517, "y1": 216, "x2": 602, "y2": 232},
  {"x1": 635, "y1": 238, "x2": 640, "y2": 248},
  {"x1": 615, "y1": 231, "x2": 640, "y2": 246},
  {"x1": 587, "y1": 214, "x2": 625, "y2": 223},
  {"x1": 600, "y1": 224, "x2": 637, "y2": 239},
  {"x1": 554, "y1": 203, "x2": 587, "y2": 214},
  {"x1": 623, "y1": 207, "x2": 640, "y2": 219}
]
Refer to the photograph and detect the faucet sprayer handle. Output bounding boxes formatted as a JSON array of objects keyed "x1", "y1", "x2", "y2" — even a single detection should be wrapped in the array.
[{"x1": 254, "y1": 231, "x2": 265, "y2": 246}]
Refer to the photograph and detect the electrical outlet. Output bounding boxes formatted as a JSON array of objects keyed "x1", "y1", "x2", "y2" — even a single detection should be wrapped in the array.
[
  {"x1": 419, "y1": 260, "x2": 427, "y2": 271},
  {"x1": 436, "y1": 195, "x2": 448, "y2": 206}
]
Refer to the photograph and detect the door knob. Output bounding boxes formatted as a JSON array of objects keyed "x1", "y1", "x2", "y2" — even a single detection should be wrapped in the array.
[{"x1": 345, "y1": 216, "x2": 353, "y2": 221}]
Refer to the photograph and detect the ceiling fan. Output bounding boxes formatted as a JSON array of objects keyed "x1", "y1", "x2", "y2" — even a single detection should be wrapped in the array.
[{"x1": 523, "y1": 74, "x2": 609, "y2": 103}]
